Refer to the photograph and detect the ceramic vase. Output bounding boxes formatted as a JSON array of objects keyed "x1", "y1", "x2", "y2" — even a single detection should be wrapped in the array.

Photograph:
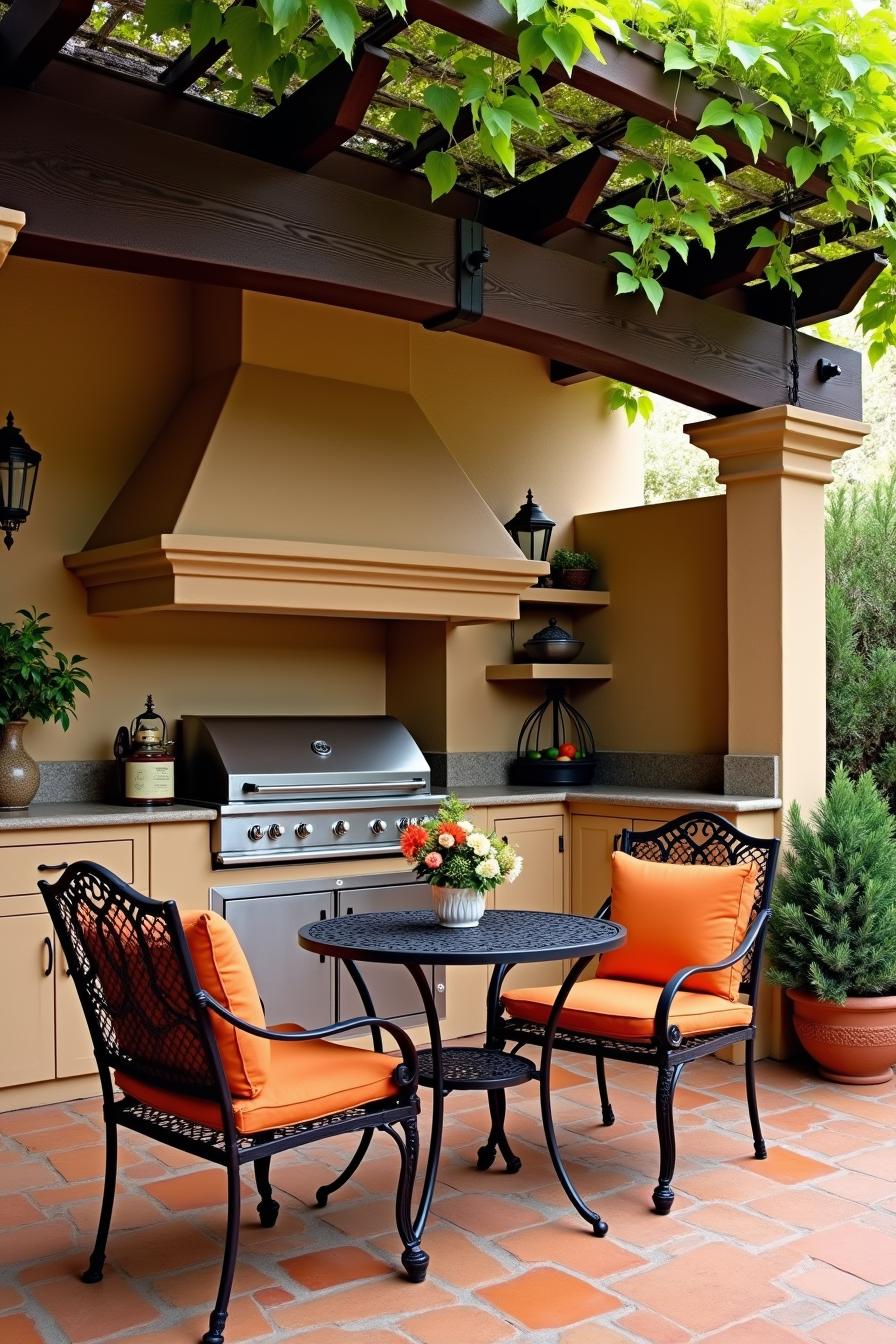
[
  {"x1": 431, "y1": 885, "x2": 486, "y2": 929},
  {"x1": 788, "y1": 987, "x2": 896, "y2": 1085},
  {"x1": 0, "y1": 720, "x2": 40, "y2": 810}
]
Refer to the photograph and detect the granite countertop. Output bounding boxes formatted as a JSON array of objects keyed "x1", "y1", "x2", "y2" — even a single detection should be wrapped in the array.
[
  {"x1": 0, "y1": 802, "x2": 217, "y2": 832},
  {"x1": 452, "y1": 785, "x2": 781, "y2": 813}
]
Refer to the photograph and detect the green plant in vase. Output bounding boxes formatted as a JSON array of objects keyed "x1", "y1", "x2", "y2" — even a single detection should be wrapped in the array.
[
  {"x1": 549, "y1": 548, "x2": 598, "y2": 590},
  {"x1": 0, "y1": 608, "x2": 90, "y2": 809}
]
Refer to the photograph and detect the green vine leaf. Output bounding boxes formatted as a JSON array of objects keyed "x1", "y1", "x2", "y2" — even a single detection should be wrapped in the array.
[
  {"x1": 663, "y1": 40, "x2": 697, "y2": 72},
  {"x1": 392, "y1": 106, "x2": 424, "y2": 147},
  {"x1": 542, "y1": 23, "x2": 582, "y2": 76},
  {"x1": 316, "y1": 0, "x2": 360, "y2": 60},
  {"x1": 423, "y1": 84, "x2": 461, "y2": 135},
  {"x1": 190, "y1": 0, "x2": 222, "y2": 53},
  {"x1": 639, "y1": 275, "x2": 663, "y2": 311},
  {"x1": 423, "y1": 150, "x2": 458, "y2": 201},
  {"x1": 838, "y1": 52, "x2": 871, "y2": 82},
  {"x1": 697, "y1": 97, "x2": 734, "y2": 130},
  {"x1": 787, "y1": 145, "x2": 821, "y2": 188}
]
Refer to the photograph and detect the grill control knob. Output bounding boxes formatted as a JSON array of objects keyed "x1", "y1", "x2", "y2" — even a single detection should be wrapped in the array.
[
  {"x1": 370, "y1": 818, "x2": 387, "y2": 835},
  {"x1": 267, "y1": 824, "x2": 284, "y2": 840},
  {"x1": 294, "y1": 822, "x2": 314, "y2": 839},
  {"x1": 248, "y1": 825, "x2": 264, "y2": 842},
  {"x1": 397, "y1": 817, "x2": 410, "y2": 831},
  {"x1": 333, "y1": 819, "x2": 351, "y2": 838}
]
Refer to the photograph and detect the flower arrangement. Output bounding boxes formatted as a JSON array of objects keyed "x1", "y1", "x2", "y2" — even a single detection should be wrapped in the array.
[{"x1": 401, "y1": 795, "x2": 522, "y2": 895}]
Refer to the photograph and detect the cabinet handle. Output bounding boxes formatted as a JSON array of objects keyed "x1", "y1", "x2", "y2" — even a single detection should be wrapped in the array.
[
  {"x1": 502, "y1": 835, "x2": 509, "y2": 844},
  {"x1": 37, "y1": 862, "x2": 68, "y2": 873},
  {"x1": 612, "y1": 833, "x2": 621, "y2": 851},
  {"x1": 319, "y1": 909, "x2": 327, "y2": 964},
  {"x1": 42, "y1": 937, "x2": 54, "y2": 977}
]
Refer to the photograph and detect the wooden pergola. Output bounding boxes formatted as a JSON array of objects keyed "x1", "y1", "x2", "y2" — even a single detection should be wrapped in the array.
[{"x1": 0, "y1": 0, "x2": 879, "y2": 417}]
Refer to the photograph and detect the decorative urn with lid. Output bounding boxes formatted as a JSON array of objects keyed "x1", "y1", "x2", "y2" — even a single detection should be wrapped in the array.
[
  {"x1": 115, "y1": 694, "x2": 175, "y2": 806},
  {"x1": 521, "y1": 616, "x2": 584, "y2": 663}
]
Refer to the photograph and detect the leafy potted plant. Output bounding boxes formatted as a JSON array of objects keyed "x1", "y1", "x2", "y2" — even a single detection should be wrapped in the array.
[
  {"x1": 0, "y1": 608, "x2": 90, "y2": 809},
  {"x1": 549, "y1": 547, "x2": 598, "y2": 590},
  {"x1": 400, "y1": 795, "x2": 522, "y2": 928},
  {"x1": 767, "y1": 766, "x2": 896, "y2": 1085}
]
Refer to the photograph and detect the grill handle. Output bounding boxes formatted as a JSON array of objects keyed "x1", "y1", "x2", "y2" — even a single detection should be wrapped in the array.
[{"x1": 242, "y1": 779, "x2": 426, "y2": 796}]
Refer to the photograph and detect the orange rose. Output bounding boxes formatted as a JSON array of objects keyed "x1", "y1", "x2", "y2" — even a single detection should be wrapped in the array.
[
  {"x1": 437, "y1": 822, "x2": 467, "y2": 846},
  {"x1": 400, "y1": 824, "x2": 429, "y2": 860}
]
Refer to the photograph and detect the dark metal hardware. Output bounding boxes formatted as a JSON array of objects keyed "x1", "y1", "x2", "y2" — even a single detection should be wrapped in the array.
[
  {"x1": 423, "y1": 219, "x2": 489, "y2": 332},
  {"x1": 38, "y1": 862, "x2": 68, "y2": 872},
  {"x1": 612, "y1": 833, "x2": 621, "y2": 850},
  {"x1": 817, "y1": 357, "x2": 842, "y2": 382},
  {"x1": 42, "y1": 936, "x2": 53, "y2": 977},
  {"x1": 242, "y1": 779, "x2": 425, "y2": 796},
  {"x1": 559, "y1": 834, "x2": 565, "y2": 854},
  {"x1": 319, "y1": 909, "x2": 327, "y2": 963}
]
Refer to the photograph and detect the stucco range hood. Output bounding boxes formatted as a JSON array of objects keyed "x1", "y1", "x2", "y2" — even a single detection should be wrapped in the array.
[{"x1": 65, "y1": 291, "x2": 544, "y2": 623}]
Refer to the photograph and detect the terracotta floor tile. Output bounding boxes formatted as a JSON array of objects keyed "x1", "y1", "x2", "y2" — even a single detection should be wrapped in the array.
[
  {"x1": 17, "y1": 1252, "x2": 89, "y2": 1285},
  {"x1": 872, "y1": 1293, "x2": 896, "y2": 1321},
  {"x1": 798, "y1": 1225, "x2": 896, "y2": 1285},
  {"x1": 479, "y1": 1265, "x2": 620, "y2": 1329},
  {"x1": 811, "y1": 1312, "x2": 896, "y2": 1344},
  {"x1": 681, "y1": 1201, "x2": 783, "y2": 1245},
  {"x1": 404, "y1": 1304, "x2": 515, "y2": 1344},
  {"x1": 0, "y1": 1158, "x2": 61, "y2": 1193},
  {"x1": 614, "y1": 1308, "x2": 690, "y2": 1342},
  {"x1": 0, "y1": 1283, "x2": 24, "y2": 1310},
  {"x1": 270, "y1": 1276, "x2": 451, "y2": 1329},
  {"x1": 68, "y1": 1191, "x2": 167, "y2": 1235},
  {"x1": 0, "y1": 1108, "x2": 69, "y2": 1136},
  {"x1": 436, "y1": 1192, "x2": 544, "y2": 1236},
  {"x1": 766, "y1": 1106, "x2": 839, "y2": 1132},
  {"x1": 839, "y1": 1146, "x2": 896, "y2": 1181},
  {"x1": 19, "y1": 1122, "x2": 100, "y2": 1153},
  {"x1": 785, "y1": 1128, "x2": 864, "y2": 1158},
  {"x1": 788, "y1": 1263, "x2": 867, "y2": 1304},
  {"x1": 707, "y1": 1323, "x2": 805, "y2": 1343},
  {"x1": 559, "y1": 1325, "x2": 633, "y2": 1344},
  {"x1": 0, "y1": 1195, "x2": 45, "y2": 1228},
  {"x1": 674, "y1": 1163, "x2": 779, "y2": 1204},
  {"x1": 279, "y1": 1245, "x2": 391, "y2": 1290},
  {"x1": 151, "y1": 1259, "x2": 273, "y2": 1308},
  {"x1": 144, "y1": 1169, "x2": 251, "y2": 1212},
  {"x1": 0, "y1": 1219, "x2": 73, "y2": 1267},
  {"x1": 732, "y1": 1146, "x2": 835, "y2": 1184},
  {"x1": 748, "y1": 1187, "x2": 866, "y2": 1230},
  {"x1": 621, "y1": 1243, "x2": 787, "y2": 1333},
  {"x1": 30, "y1": 1270, "x2": 159, "y2": 1342},
  {"x1": 182, "y1": 1296, "x2": 275, "y2": 1343},
  {"x1": 819, "y1": 1171, "x2": 896, "y2": 1204},
  {"x1": 498, "y1": 1215, "x2": 646, "y2": 1277},
  {"x1": 107, "y1": 1222, "x2": 223, "y2": 1277},
  {"x1": 0, "y1": 1313, "x2": 45, "y2": 1344},
  {"x1": 275, "y1": 1331, "x2": 406, "y2": 1344},
  {"x1": 31, "y1": 1178, "x2": 105, "y2": 1206},
  {"x1": 320, "y1": 1196, "x2": 419, "y2": 1239},
  {"x1": 47, "y1": 1146, "x2": 113, "y2": 1183},
  {"x1": 374, "y1": 1223, "x2": 505, "y2": 1288}
]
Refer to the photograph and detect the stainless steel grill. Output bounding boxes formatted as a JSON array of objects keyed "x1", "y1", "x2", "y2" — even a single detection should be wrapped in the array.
[{"x1": 177, "y1": 715, "x2": 445, "y2": 867}]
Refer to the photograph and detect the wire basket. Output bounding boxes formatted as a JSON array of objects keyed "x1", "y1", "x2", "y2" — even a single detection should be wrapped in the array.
[{"x1": 509, "y1": 686, "x2": 597, "y2": 785}]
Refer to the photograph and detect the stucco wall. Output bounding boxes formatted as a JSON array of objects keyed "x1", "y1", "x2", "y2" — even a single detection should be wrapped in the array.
[
  {"x1": 573, "y1": 496, "x2": 729, "y2": 754},
  {"x1": 0, "y1": 261, "x2": 641, "y2": 763}
]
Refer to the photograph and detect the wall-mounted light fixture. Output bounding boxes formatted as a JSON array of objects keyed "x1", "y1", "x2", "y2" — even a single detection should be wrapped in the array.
[
  {"x1": 0, "y1": 412, "x2": 41, "y2": 550},
  {"x1": 504, "y1": 489, "x2": 555, "y2": 585}
]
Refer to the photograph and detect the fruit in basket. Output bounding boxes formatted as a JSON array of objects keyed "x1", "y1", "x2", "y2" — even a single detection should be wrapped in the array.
[
  {"x1": 526, "y1": 749, "x2": 542, "y2": 760},
  {"x1": 559, "y1": 742, "x2": 576, "y2": 757},
  {"x1": 557, "y1": 753, "x2": 573, "y2": 762},
  {"x1": 545, "y1": 747, "x2": 560, "y2": 759}
]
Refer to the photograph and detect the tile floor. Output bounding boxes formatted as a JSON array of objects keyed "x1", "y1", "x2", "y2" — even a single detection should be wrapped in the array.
[{"x1": 2, "y1": 1049, "x2": 896, "y2": 1343}]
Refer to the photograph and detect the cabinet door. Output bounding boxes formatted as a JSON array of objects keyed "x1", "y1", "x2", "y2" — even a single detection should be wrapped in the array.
[
  {"x1": 490, "y1": 813, "x2": 564, "y2": 992},
  {"x1": 0, "y1": 913, "x2": 56, "y2": 1087},
  {"x1": 570, "y1": 814, "x2": 623, "y2": 919},
  {"x1": 337, "y1": 884, "x2": 438, "y2": 1025},
  {"x1": 219, "y1": 890, "x2": 334, "y2": 1029},
  {"x1": 55, "y1": 940, "x2": 97, "y2": 1079}
]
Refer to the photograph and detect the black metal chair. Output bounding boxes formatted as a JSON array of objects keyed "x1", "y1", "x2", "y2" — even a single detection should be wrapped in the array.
[
  {"x1": 40, "y1": 861, "x2": 427, "y2": 1344},
  {"x1": 495, "y1": 811, "x2": 780, "y2": 1220}
]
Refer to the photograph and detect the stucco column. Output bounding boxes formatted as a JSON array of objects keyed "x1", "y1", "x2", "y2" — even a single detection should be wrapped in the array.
[
  {"x1": 0, "y1": 209, "x2": 25, "y2": 269},
  {"x1": 689, "y1": 406, "x2": 868, "y2": 1056}
]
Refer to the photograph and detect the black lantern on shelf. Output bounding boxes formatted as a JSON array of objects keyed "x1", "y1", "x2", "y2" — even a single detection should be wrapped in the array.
[
  {"x1": 0, "y1": 412, "x2": 41, "y2": 551},
  {"x1": 504, "y1": 489, "x2": 555, "y2": 584}
]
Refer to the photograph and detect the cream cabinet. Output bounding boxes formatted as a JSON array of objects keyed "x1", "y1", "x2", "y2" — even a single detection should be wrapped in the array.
[
  {"x1": 487, "y1": 808, "x2": 565, "y2": 992},
  {"x1": 0, "y1": 913, "x2": 57, "y2": 1087}
]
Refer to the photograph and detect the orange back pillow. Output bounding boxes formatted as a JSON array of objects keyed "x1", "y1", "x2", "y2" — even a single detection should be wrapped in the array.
[{"x1": 598, "y1": 851, "x2": 757, "y2": 1001}]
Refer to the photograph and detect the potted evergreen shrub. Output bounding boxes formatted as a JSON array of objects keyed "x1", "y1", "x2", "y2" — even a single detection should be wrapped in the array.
[
  {"x1": 0, "y1": 608, "x2": 90, "y2": 809},
  {"x1": 549, "y1": 547, "x2": 598, "y2": 590},
  {"x1": 767, "y1": 766, "x2": 896, "y2": 1084}
]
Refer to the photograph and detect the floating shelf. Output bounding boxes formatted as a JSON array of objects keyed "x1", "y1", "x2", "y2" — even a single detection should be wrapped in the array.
[
  {"x1": 486, "y1": 663, "x2": 614, "y2": 682},
  {"x1": 520, "y1": 587, "x2": 610, "y2": 608}
]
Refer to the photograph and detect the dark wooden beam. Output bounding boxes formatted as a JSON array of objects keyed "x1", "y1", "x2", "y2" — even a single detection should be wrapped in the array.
[
  {"x1": 664, "y1": 209, "x2": 794, "y2": 299},
  {"x1": 746, "y1": 249, "x2": 887, "y2": 327},
  {"x1": 254, "y1": 44, "x2": 390, "y2": 169},
  {"x1": 159, "y1": 0, "x2": 256, "y2": 94},
  {"x1": 483, "y1": 146, "x2": 619, "y2": 242},
  {"x1": 550, "y1": 362, "x2": 599, "y2": 386},
  {"x1": 0, "y1": 0, "x2": 92, "y2": 85},
  {"x1": 0, "y1": 86, "x2": 861, "y2": 418},
  {"x1": 407, "y1": 0, "x2": 833, "y2": 201}
]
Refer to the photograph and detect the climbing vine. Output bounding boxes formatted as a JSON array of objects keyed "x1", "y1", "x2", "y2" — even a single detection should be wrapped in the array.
[{"x1": 141, "y1": 0, "x2": 896, "y2": 355}]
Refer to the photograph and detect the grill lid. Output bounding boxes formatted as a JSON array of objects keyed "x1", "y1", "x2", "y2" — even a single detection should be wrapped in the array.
[{"x1": 177, "y1": 715, "x2": 431, "y2": 803}]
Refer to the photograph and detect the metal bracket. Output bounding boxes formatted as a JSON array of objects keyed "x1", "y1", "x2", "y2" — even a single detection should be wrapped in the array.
[
  {"x1": 817, "y1": 357, "x2": 842, "y2": 382},
  {"x1": 424, "y1": 219, "x2": 490, "y2": 332}
]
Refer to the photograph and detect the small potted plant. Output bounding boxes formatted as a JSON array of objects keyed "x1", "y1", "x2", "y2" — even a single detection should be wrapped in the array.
[
  {"x1": 0, "y1": 608, "x2": 90, "y2": 809},
  {"x1": 549, "y1": 547, "x2": 598, "y2": 590},
  {"x1": 401, "y1": 795, "x2": 522, "y2": 928},
  {"x1": 767, "y1": 766, "x2": 896, "y2": 1084}
]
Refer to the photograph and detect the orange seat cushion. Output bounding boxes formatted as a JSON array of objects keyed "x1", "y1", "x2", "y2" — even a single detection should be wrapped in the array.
[
  {"x1": 115, "y1": 1025, "x2": 400, "y2": 1134},
  {"x1": 180, "y1": 911, "x2": 269, "y2": 1098},
  {"x1": 501, "y1": 978, "x2": 753, "y2": 1041},
  {"x1": 597, "y1": 851, "x2": 757, "y2": 1000}
]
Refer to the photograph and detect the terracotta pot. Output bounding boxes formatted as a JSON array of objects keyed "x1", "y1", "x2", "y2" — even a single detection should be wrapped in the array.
[
  {"x1": 787, "y1": 987, "x2": 896, "y2": 1085},
  {"x1": 0, "y1": 720, "x2": 40, "y2": 810},
  {"x1": 551, "y1": 567, "x2": 594, "y2": 590}
]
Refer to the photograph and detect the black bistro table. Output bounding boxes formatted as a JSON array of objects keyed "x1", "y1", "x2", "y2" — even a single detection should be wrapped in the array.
[{"x1": 298, "y1": 907, "x2": 625, "y2": 1240}]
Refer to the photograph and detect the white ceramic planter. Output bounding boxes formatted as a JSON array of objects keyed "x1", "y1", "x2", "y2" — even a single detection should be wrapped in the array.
[{"x1": 431, "y1": 885, "x2": 486, "y2": 928}]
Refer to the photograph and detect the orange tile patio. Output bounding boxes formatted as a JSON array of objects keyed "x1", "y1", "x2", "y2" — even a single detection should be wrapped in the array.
[{"x1": 1, "y1": 1050, "x2": 895, "y2": 1342}]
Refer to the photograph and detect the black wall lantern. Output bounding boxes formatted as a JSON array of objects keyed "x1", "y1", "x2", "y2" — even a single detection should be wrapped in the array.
[
  {"x1": 505, "y1": 489, "x2": 555, "y2": 584},
  {"x1": 0, "y1": 413, "x2": 41, "y2": 550}
]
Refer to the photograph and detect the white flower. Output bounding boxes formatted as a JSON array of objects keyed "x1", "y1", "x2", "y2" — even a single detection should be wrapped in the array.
[
  {"x1": 437, "y1": 832, "x2": 456, "y2": 848},
  {"x1": 458, "y1": 819, "x2": 474, "y2": 833},
  {"x1": 468, "y1": 832, "x2": 491, "y2": 857},
  {"x1": 507, "y1": 856, "x2": 523, "y2": 884},
  {"x1": 475, "y1": 857, "x2": 500, "y2": 880}
]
